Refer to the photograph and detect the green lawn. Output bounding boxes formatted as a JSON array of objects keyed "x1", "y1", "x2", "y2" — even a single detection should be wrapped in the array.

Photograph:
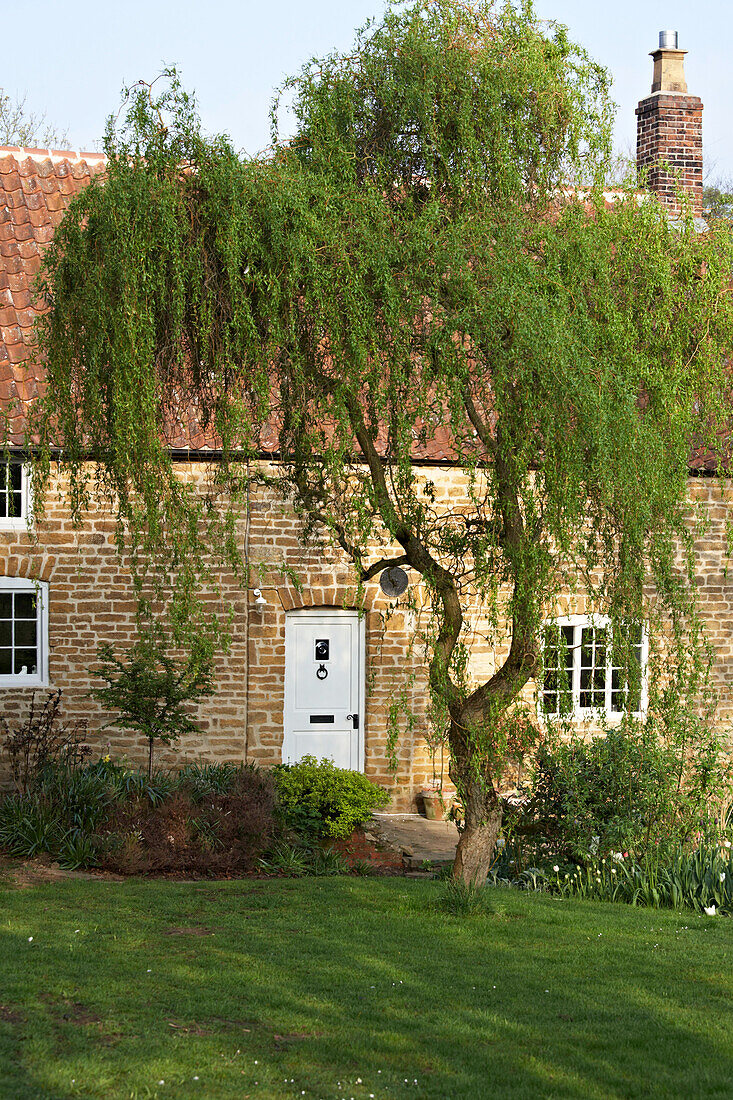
[{"x1": 1, "y1": 875, "x2": 732, "y2": 1099}]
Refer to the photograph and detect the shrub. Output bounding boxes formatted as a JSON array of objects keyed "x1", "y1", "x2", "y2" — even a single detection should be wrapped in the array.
[
  {"x1": 100, "y1": 765, "x2": 276, "y2": 874},
  {"x1": 508, "y1": 717, "x2": 730, "y2": 867},
  {"x1": 1, "y1": 690, "x2": 88, "y2": 794},
  {"x1": 89, "y1": 641, "x2": 215, "y2": 777},
  {"x1": 273, "y1": 756, "x2": 390, "y2": 840},
  {"x1": 0, "y1": 755, "x2": 276, "y2": 875}
]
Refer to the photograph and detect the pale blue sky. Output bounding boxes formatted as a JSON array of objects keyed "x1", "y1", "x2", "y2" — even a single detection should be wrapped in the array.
[{"x1": 4, "y1": 0, "x2": 732, "y2": 179}]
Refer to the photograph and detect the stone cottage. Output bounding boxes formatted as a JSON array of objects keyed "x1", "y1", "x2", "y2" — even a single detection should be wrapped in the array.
[{"x1": 0, "y1": 33, "x2": 729, "y2": 807}]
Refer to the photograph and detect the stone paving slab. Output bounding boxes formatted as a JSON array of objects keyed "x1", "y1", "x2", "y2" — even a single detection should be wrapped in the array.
[{"x1": 369, "y1": 813, "x2": 459, "y2": 867}]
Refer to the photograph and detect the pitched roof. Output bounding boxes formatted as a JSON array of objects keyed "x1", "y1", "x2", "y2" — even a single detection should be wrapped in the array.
[
  {"x1": 0, "y1": 145, "x2": 458, "y2": 459},
  {"x1": 0, "y1": 146, "x2": 105, "y2": 446},
  {"x1": 0, "y1": 147, "x2": 720, "y2": 471}
]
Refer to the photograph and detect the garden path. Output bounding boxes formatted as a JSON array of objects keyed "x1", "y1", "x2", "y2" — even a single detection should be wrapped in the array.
[{"x1": 370, "y1": 813, "x2": 459, "y2": 869}]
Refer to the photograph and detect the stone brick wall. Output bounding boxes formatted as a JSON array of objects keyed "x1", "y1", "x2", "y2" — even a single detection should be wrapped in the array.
[
  {"x1": 0, "y1": 465, "x2": 730, "y2": 810},
  {"x1": 636, "y1": 92, "x2": 703, "y2": 217}
]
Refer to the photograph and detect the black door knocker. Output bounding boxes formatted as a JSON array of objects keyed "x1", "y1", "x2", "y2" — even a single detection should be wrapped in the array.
[{"x1": 315, "y1": 638, "x2": 330, "y2": 679}]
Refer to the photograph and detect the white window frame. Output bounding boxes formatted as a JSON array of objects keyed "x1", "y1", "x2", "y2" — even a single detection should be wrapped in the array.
[
  {"x1": 0, "y1": 460, "x2": 32, "y2": 531},
  {"x1": 539, "y1": 614, "x2": 648, "y2": 721},
  {"x1": 0, "y1": 577, "x2": 49, "y2": 688}
]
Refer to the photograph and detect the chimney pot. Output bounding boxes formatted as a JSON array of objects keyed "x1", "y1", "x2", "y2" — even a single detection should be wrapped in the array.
[{"x1": 659, "y1": 30, "x2": 679, "y2": 49}]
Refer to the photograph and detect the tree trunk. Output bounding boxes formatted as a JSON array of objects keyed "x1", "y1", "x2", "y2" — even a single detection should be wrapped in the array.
[{"x1": 450, "y1": 759, "x2": 503, "y2": 887}]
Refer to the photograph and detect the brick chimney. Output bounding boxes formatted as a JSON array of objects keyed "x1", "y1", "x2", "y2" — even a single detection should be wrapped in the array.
[{"x1": 636, "y1": 31, "x2": 703, "y2": 217}]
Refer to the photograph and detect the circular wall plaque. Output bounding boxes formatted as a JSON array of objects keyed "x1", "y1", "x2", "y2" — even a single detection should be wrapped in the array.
[{"x1": 379, "y1": 566, "x2": 408, "y2": 597}]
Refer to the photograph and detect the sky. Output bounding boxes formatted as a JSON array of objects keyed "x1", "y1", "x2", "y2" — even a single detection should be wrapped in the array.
[{"x1": 3, "y1": 0, "x2": 732, "y2": 181}]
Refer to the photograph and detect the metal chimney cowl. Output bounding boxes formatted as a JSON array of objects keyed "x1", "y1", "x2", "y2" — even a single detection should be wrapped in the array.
[{"x1": 650, "y1": 32, "x2": 688, "y2": 93}]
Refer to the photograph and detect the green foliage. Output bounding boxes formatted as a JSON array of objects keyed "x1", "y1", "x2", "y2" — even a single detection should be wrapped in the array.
[
  {"x1": 0, "y1": 756, "x2": 276, "y2": 874},
  {"x1": 509, "y1": 713, "x2": 731, "y2": 866},
  {"x1": 257, "y1": 839, "x2": 351, "y2": 877},
  {"x1": 273, "y1": 755, "x2": 390, "y2": 840},
  {"x1": 553, "y1": 842, "x2": 733, "y2": 915},
  {"x1": 30, "y1": 0, "x2": 733, "y2": 879},
  {"x1": 703, "y1": 181, "x2": 733, "y2": 226},
  {"x1": 175, "y1": 760, "x2": 243, "y2": 801},
  {"x1": 439, "y1": 878, "x2": 491, "y2": 915},
  {"x1": 89, "y1": 641, "x2": 215, "y2": 775},
  {"x1": 1, "y1": 689, "x2": 89, "y2": 795}
]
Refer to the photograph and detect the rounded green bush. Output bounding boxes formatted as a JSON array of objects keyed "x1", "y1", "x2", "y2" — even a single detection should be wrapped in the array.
[{"x1": 273, "y1": 756, "x2": 390, "y2": 840}]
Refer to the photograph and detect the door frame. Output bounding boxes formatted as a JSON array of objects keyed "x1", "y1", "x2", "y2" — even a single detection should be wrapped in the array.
[{"x1": 283, "y1": 607, "x2": 366, "y2": 772}]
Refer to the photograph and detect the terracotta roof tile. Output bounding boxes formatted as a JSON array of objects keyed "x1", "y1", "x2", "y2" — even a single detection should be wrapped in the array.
[
  {"x1": 24, "y1": 190, "x2": 45, "y2": 211},
  {"x1": 0, "y1": 146, "x2": 717, "y2": 470}
]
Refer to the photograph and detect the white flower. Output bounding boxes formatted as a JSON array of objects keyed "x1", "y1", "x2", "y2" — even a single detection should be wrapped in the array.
[
  {"x1": 704, "y1": 905, "x2": 716, "y2": 916},
  {"x1": 725, "y1": 840, "x2": 731, "y2": 849},
  {"x1": 720, "y1": 873, "x2": 726, "y2": 883},
  {"x1": 553, "y1": 865, "x2": 559, "y2": 873}
]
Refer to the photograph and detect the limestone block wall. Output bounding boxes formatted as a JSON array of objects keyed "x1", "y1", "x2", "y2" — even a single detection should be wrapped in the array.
[{"x1": 0, "y1": 464, "x2": 730, "y2": 809}]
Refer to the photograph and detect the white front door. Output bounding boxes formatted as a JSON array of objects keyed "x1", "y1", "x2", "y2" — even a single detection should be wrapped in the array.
[{"x1": 283, "y1": 609, "x2": 365, "y2": 771}]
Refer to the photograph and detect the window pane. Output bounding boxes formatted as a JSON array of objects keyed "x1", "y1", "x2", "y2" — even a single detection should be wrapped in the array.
[
  {"x1": 0, "y1": 621, "x2": 10, "y2": 648},
  {"x1": 543, "y1": 625, "x2": 574, "y2": 714},
  {"x1": 9, "y1": 464, "x2": 21, "y2": 493},
  {"x1": 543, "y1": 626, "x2": 559, "y2": 668},
  {"x1": 14, "y1": 648, "x2": 37, "y2": 675},
  {"x1": 14, "y1": 594, "x2": 35, "y2": 619},
  {"x1": 542, "y1": 693, "x2": 558, "y2": 715},
  {"x1": 0, "y1": 595, "x2": 10, "y2": 619},
  {"x1": 558, "y1": 689, "x2": 573, "y2": 716},
  {"x1": 14, "y1": 620, "x2": 36, "y2": 647},
  {"x1": 0, "y1": 649, "x2": 11, "y2": 674},
  {"x1": 8, "y1": 490, "x2": 22, "y2": 518},
  {"x1": 610, "y1": 623, "x2": 643, "y2": 713}
]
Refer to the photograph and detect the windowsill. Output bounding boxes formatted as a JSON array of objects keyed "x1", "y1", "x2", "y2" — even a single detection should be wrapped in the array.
[
  {"x1": 0, "y1": 676, "x2": 49, "y2": 689},
  {"x1": 0, "y1": 519, "x2": 33, "y2": 533}
]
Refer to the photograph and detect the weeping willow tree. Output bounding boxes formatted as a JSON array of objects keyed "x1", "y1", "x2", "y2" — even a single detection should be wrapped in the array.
[{"x1": 32, "y1": 0, "x2": 733, "y2": 883}]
